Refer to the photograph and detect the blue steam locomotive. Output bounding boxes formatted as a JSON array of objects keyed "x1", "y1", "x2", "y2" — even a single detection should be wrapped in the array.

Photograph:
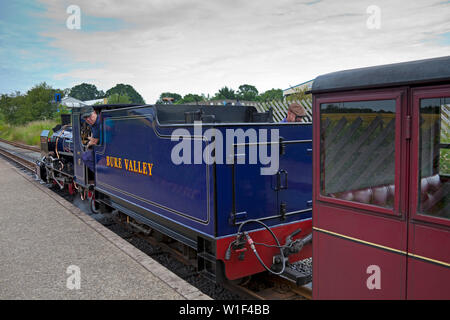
[{"x1": 37, "y1": 104, "x2": 313, "y2": 283}]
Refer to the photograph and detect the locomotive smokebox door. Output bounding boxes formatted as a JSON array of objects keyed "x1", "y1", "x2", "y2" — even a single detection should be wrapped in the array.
[{"x1": 40, "y1": 130, "x2": 50, "y2": 155}]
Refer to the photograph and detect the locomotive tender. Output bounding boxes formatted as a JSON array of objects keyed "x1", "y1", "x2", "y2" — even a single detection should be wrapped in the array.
[{"x1": 38, "y1": 104, "x2": 313, "y2": 283}]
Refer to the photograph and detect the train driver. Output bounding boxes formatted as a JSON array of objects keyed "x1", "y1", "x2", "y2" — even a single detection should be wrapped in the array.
[
  {"x1": 81, "y1": 106, "x2": 100, "y2": 172},
  {"x1": 282, "y1": 102, "x2": 307, "y2": 122}
]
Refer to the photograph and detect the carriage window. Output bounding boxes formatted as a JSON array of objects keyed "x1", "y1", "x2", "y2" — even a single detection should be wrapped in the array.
[
  {"x1": 320, "y1": 99, "x2": 396, "y2": 208},
  {"x1": 418, "y1": 97, "x2": 449, "y2": 219}
]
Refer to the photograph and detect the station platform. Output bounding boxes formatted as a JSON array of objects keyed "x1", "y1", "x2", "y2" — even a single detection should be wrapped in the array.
[{"x1": 0, "y1": 156, "x2": 211, "y2": 300}]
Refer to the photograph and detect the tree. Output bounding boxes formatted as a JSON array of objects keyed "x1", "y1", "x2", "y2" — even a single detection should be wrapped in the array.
[
  {"x1": 69, "y1": 83, "x2": 103, "y2": 101},
  {"x1": 63, "y1": 88, "x2": 71, "y2": 97},
  {"x1": 257, "y1": 88, "x2": 284, "y2": 102},
  {"x1": 53, "y1": 104, "x2": 71, "y2": 119},
  {"x1": 237, "y1": 84, "x2": 259, "y2": 101},
  {"x1": 157, "y1": 92, "x2": 182, "y2": 104},
  {"x1": 107, "y1": 93, "x2": 132, "y2": 104},
  {"x1": 105, "y1": 84, "x2": 145, "y2": 104},
  {"x1": 213, "y1": 86, "x2": 236, "y2": 100},
  {"x1": 176, "y1": 93, "x2": 204, "y2": 104},
  {"x1": 0, "y1": 93, "x2": 22, "y2": 124},
  {"x1": 0, "y1": 83, "x2": 62, "y2": 125},
  {"x1": 26, "y1": 82, "x2": 59, "y2": 120}
]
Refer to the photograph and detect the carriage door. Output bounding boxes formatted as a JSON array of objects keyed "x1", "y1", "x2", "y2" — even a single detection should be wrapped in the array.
[
  {"x1": 407, "y1": 86, "x2": 450, "y2": 299},
  {"x1": 313, "y1": 89, "x2": 409, "y2": 299}
]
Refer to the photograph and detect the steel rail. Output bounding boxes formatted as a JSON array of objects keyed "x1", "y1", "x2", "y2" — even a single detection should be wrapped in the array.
[
  {"x1": 0, "y1": 146, "x2": 36, "y2": 172},
  {"x1": 0, "y1": 138, "x2": 40, "y2": 152}
]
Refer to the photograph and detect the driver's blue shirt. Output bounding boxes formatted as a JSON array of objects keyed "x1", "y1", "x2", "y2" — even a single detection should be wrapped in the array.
[
  {"x1": 82, "y1": 114, "x2": 100, "y2": 172},
  {"x1": 91, "y1": 115, "x2": 101, "y2": 140}
]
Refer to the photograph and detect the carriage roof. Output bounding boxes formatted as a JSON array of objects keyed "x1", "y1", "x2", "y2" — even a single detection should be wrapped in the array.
[{"x1": 311, "y1": 55, "x2": 450, "y2": 94}]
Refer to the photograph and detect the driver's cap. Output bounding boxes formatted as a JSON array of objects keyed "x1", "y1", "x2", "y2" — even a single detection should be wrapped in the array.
[{"x1": 81, "y1": 106, "x2": 94, "y2": 119}]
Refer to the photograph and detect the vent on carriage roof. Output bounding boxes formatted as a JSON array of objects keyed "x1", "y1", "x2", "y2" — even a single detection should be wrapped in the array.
[{"x1": 311, "y1": 56, "x2": 450, "y2": 94}]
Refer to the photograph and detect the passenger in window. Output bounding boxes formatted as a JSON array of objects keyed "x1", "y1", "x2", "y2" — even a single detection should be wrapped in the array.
[
  {"x1": 282, "y1": 102, "x2": 307, "y2": 122},
  {"x1": 81, "y1": 106, "x2": 100, "y2": 172}
]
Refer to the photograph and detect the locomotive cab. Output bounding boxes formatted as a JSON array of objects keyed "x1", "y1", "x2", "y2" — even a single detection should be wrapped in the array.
[
  {"x1": 72, "y1": 106, "x2": 93, "y2": 187},
  {"x1": 72, "y1": 104, "x2": 140, "y2": 187}
]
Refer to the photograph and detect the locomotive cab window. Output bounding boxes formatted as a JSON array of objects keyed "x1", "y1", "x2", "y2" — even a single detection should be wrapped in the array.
[
  {"x1": 80, "y1": 118, "x2": 92, "y2": 145},
  {"x1": 418, "y1": 97, "x2": 449, "y2": 219},
  {"x1": 80, "y1": 110, "x2": 102, "y2": 146},
  {"x1": 320, "y1": 99, "x2": 397, "y2": 209}
]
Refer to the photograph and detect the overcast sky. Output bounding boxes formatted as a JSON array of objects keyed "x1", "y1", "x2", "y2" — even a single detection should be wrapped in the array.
[{"x1": 1, "y1": 0, "x2": 449, "y2": 103}]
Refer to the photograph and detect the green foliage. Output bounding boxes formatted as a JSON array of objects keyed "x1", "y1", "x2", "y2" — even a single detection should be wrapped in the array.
[
  {"x1": 155, "y1": 86, "x2": 285, "y2": 105},
  {"x1": 175, "y1": 93, "x2": 205, "y2": 105},
  {"x1": 52, "y1": 104, "x2": 71, "y2": 119},
  {"x1": 0, "y1": 83, "x2": 62, "y2": 125},
  {"x1": 237, "y1": 84, "x2": 259, "y2": 101},
  {"x1": 0, "y1": 119, "x2": 58, "y2": 146},
  {"x1": 107, "y1": 93, "x2": 132, "y2": 104},
  {"x1": 257, "y1": 88, "x2": 284, "y2": 102},
  {"x1": 0, "y1": 93, "x2": 21, "y2": 124},
  {"x1": 0, "y1": 120, "x2": 11, "y2": 139},
  {"x1": 27, "y1": 82, "x2": 58, "y2": 119},
  {"x1": 106, "y1": 84, "x2": 145, "y2": 104},
  {"x1": 0, "y1": 81, "x2": 146, "y2": 130},
  {"x1": 157, "y1": 92, "x2": 207, "y2": 105},
  {"x1": 69, "y1": 83, "x2": 104, "y2": 101},
  {"x1": 157, "y1": 92, "x2": 182, "y2": 104},
  {"x1": 214, "y1": 86, "x2": 236, "y2": 100}
]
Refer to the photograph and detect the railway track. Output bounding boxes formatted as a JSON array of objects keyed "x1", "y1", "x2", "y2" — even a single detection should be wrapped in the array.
[
  {"x1": 0, "y1": 139, "x2": 312, "y2": 301},
  {"x1": 0, "y1": 140, "x2": 37, "y2": 172},
  {"x1": 0, "y1": 138, "x2": 40, "y2": 152},
  {"x1": 114, "y1": 212, "x2": 311, "y2": 300},
  {"x1": 112, "y1": 212, "x2": 311, "y2": 300}
]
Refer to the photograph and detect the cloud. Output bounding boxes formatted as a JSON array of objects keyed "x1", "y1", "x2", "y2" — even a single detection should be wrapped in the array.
[{"x1": 33, "y1": 0, "x2": 450, "y2": 102}]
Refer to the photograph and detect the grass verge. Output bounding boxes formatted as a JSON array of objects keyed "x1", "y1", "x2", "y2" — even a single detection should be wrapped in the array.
[{"x1": 0, "y1": 120, "x2": 58, "y2": 146}]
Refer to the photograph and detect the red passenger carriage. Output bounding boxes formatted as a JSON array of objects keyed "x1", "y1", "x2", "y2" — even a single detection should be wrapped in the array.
[{"x1": 311, "y1": 56, "x2": 450, "y2": 299}]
